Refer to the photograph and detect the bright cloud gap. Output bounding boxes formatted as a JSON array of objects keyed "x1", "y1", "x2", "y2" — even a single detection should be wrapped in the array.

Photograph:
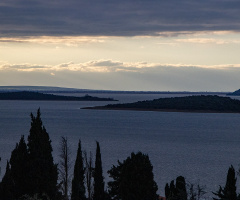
[
  {"x1": 1, "y1": 60, "x2": 240, "y2": 73},
  {"x1": 0, "y1": 31, "x2": 238, "y2": 44},
  {"x1": 1, "y1": 60, "x2": 239, "y2": 92}
]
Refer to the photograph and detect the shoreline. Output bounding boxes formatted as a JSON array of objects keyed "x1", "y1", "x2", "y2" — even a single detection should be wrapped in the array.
[{"x1": 81, "y1": 106, "x2": 240, "y2": 114}]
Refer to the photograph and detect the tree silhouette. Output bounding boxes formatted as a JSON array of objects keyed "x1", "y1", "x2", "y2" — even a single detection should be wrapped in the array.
[
  {"x1": 10, "y1": 135, "x2": 29, "y2": 199},
  {"x1": 165, "y1": 176, "x2": 187, "y2": 200},
  {"x1": 108, "y1": 152, "x2": 158, "y2": 200},
  {"x1": 187, "y1": 181, "x2": 206, "y2": 200},
  {"x1": 0, "y1": 161, "x2": 14, "y2": 200},
  {"x1": 59, "y1": 136, "x2": 72, "y2": 200},
  {"x1": 165, "y1": 183, "x2": 170, "y2": 199},
  {"x1": 175, "y1": 176, "x2": 187, "y2": 200},
  {"x1": 71, "y1": 140, "x2": 86, "y2": 200},
  {"x1": 93, "y1": 141, "x2": 105, "y2": 200},
  {"x1": 27, "y1": 108, "x2": 58, "y2": 199},
  {"x1": 213, "y1": 165, "x2": 237, "y2": 200}
]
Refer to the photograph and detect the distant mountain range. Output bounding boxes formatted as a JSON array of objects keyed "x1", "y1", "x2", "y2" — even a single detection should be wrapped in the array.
[
  {"x1": 0, "y1": 86, "x2": 89, "y2": 93},
  {"x1": 0, "y1": 86, "x2": 229, "y2": 94}
]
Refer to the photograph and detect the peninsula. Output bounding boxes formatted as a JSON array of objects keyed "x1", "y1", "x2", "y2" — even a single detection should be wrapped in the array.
[
  {"x1": 0, "y1": 91, "x2": 117, "y2": 101},
  {"x1": 83, "y1": 95, "x2": 240, "y2": 113},
  {"x1": 227, "y1": 89, "x2": 240, "y2": 96}
]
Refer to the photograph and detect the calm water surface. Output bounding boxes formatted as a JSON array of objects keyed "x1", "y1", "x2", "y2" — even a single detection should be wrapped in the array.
[{"x1": 0, "y1": 93, "x2": 240, "y2": 197}]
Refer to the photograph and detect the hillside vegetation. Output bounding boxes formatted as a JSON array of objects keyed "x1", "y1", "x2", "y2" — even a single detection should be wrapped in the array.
[
  {"x1": 228, "y1": 89, "x2": 240, "y2": 96},
  {"x1": 0, "y1": 91, "x2": 116, "y2": 101},
  {"x1": 93, "y1": 95, "x2": 240, "y2": 113}
]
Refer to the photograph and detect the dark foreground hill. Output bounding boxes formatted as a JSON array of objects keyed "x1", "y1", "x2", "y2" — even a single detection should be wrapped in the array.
[
  {"x1": 0, "y1": 91, "x2": 117, "y2": 101},
  {"x1": 83, "y1": 95, "x2": 240, "y2": 113}
]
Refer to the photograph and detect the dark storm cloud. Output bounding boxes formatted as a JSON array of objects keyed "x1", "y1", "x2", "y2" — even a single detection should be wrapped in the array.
[{"x1": 0, "y1": 0, "x2": 240, "y2": 37}]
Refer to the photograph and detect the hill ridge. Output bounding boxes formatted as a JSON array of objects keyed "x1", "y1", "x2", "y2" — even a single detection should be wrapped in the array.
[
  {"x1": 83, "y1": 95, "x2": 240, "y2": 113},
  {"x1": 0, "y1": 91, "x2": 116, "y2": 101}
]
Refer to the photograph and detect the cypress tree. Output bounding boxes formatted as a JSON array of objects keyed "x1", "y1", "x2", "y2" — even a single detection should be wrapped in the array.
[
  {"x1": 27, "y1": 108, "x2": 58, "y2": 199},
  {"x1": 9, "y1": 135, "x2": 29, "y2": 199},
  {"x1": 166, "y1": 177, "x2": 187, "y2": 200},
  {"x1": 165, "y1": 183, "x2": 170, "y2": 199},
  {"x1": 168, "y1": 180, "x2": 176, "y2": 200},
  {"x1": 71, "y1": 140, "x2": 86, "y2": 200},
  {"x1": 0, "y1": 161, "x2": 14, "y2": 200},
  {"x1": 213, "y1": 165, "x2": 237, "y2": 200},
  {"x1": 175, "y1": 176, "x2": 187, "y2": 200},
  {"x1": 93, "y1": 141, "x2": 105, "y2": 200}
]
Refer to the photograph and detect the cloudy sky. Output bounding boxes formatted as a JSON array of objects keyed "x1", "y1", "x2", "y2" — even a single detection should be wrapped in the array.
[{"x1": 0, "y1": 0, "x2": 240, "y2": 91}]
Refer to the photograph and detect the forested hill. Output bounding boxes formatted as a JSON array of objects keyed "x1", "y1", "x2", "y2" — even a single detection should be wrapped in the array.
[
  {"x1": 227, "y1": 89, "x2": 240, "y2": 96},
  {"x1": 85, "y1": 95, "x2": 240, "y2": 113},
  {"x1": 0, "y1": 91, "x2": 117, "y2": 101}
]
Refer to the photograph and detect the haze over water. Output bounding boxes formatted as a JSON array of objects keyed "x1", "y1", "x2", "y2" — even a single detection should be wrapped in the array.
[{"x1": 1, "y1": 93, "x2": 240, "y2": 197}]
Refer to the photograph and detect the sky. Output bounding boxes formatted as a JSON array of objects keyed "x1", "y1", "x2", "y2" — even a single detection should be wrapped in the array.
[{"x1": 0, "y1": 0, "x2": 240, "y2": 91}]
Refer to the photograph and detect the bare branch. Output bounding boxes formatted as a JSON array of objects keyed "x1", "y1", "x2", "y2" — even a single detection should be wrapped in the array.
[{"x1": 59, "y1": 136, "x2": 72, "y2": 200}]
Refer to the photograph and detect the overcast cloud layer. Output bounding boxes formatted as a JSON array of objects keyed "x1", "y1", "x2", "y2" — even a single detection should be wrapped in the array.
[{"x1": 1, "y1": 0, "x2": 240, "y2": 37}]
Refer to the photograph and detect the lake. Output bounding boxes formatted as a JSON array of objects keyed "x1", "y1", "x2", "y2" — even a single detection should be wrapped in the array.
[{"x1": 0, "y1": 93, "x2": 240, "y2": 197}]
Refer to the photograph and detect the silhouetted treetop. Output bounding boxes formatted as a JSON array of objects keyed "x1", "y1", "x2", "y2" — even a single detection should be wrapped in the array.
[
  {"x1": 71, "y1": 140, "x2": 86, "y2": 200},
  {"x1": 93, "y1": 141, "x2": 105, "y2": 200},
  {"x1": 108, "y1": 152, "x2": 158, "y2": 200},
  {"x1": 213, "y1": 165, "x2": 237, "y2": 200},
  {"x1": 27, "y1": 108, "x2": 58, "y2": 200}
]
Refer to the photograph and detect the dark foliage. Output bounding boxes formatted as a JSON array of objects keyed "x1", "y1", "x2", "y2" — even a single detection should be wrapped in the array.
[
  {"x1": 0, "y1": 91, "x2": 116, "y2": 101},
  {"x1": 175, "y1": 176, "x2": 187, "y2": 200},
  {"x1": 165, "y1": 176, "x2": 187, "y2": 200},
  {"x1": 27, "y1": 108, "x2": 58, "y2": 199},
  {"x1": 0, "y1": 161, "x2": 14, "y2": 200},
  {"x1": 0, "y1": 109, "x2": 60, "y2": 199},
  {"x1": 169, "y1": 180, "x2": 176, "y2": 199},
  {"x1": 104, "y1": 95, "x2": 240, "y2": 112},
  {"x1": 165, "y1": 183, "x2": 170, "y2": 199},
  {"x1": 93, "y1": 141, "x2": 105, "y2": 200},
  {"x1": 213, "y1": 165, "x2": 237, "y2": 200},
  {"x1": 9, "y1": 136, "x2": 29, "y2": 199},
  {"x1": 71, "y1": 140, "x2": 86, "y2": 200},
  {"x1": 108, "y1": 152, "x2": 158, "y2": 200}
]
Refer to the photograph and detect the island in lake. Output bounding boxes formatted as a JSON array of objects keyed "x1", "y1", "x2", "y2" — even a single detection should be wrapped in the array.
[
  {"x1": 83, "y1": 95, "x2": 240, "y2": 113},
  {"x1": 0, "y1": 91, "x2": 117, "y2": 101}
]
